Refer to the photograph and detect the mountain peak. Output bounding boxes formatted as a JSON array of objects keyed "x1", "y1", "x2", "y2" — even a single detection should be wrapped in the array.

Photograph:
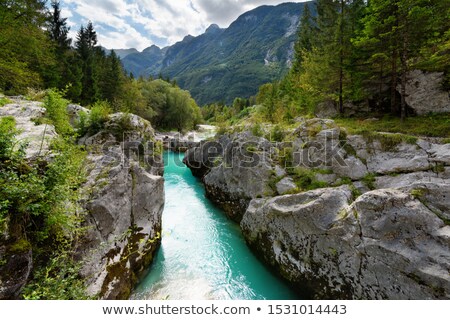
[
  {"x1": 205, "y1": 24, "x2": 221, "y2": 34},
  {"x1": 182, "y1": 35, "x2": 195, "y2": 42},
  {"x1": 143, "y1": 45, "x2": 161, "y2": 54},
  {"x1": 121, "y1": 2, "x2": 309, "y2": 105}
]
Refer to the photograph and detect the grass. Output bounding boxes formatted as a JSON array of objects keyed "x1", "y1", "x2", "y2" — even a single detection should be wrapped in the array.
[
  {"x1": 335, "y1": 113, "x2": 450, "y2": 138},
  {"x1": 0, "y1": 96, "x2": 12, "y2": 107},
  {"x1": 289, "y1": 167, "x2": 329, "y2": 191}
]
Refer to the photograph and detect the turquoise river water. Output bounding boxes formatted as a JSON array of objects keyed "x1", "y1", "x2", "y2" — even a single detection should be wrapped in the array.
[{"x1": 132, "y1": 151, "x2": 298, "y2": 300}]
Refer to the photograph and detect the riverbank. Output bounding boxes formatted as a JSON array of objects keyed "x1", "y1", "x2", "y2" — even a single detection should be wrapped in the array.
[
  {"x1": 183, "y1": 119, "x2": 450, "y2": 299},
  {"x1": 132, "y1": 152, "x2": 299, "y2": 300}
]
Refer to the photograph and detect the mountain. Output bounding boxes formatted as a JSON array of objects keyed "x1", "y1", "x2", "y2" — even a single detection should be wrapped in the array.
[
  {"x1": 102, "y1": 47, "x2": 139, "y2": 60},
  {"x1": 120, "y1": 2, "x2": 314, "y2": 105}
]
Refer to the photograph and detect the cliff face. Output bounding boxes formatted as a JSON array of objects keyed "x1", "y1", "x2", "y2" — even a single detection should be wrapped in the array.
[
  {"x1": 184, "y1": 118, "x2": 450, "y2": 299},
  {"x1": 242, "y1": 184, "x2": 450, "y2": 299},
  {"x1": 0, "y1": 100, "x2": 57, "y2": 299},
  {"x1": 0, "y1": 100, "x2": 164, "y2": 299},
  {"x1": 75, "y1": 112, "x2": 164, "y2": 299}
]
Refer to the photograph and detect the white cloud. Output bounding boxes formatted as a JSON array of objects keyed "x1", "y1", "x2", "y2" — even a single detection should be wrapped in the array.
[{"x1": 60, "y1": 0, "x2": 308, "y2": 51}]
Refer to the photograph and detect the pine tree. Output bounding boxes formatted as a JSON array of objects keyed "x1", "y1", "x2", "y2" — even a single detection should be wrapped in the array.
[
  {"x1": 48, "y1": 1, "x2": 71, "y2": 52},
  {"x1": 46, "y1": 0, "x2": 73, "y2": 89},
  {"x1": 75, "y1": 22, "x2": 99, "y2": 105},
  {"x1": 0, "y1": 0, "x2": 55, "y2": 93},
  {"x1": 99, "y1": 50, "x2": 125, "y2": 105},
  {"x1": 292, "y1": 3, "x2": 314, "y2": 74},
  {"x1": 356, "y1": 0, "x2": 436, "y2": 119}
]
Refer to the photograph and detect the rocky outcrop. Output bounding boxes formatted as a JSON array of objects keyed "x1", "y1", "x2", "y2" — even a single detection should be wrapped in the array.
[
  {"x1": 185, "y1": 117, "x2": 450, "y2": 299},
  {"x1": 185, "y1": 119, "x2": 449, "y2": 219},
  {"x1": 155, "y1": 125, "x2": 216, "y2": 152},
  {"x1": 76, "y1": 112, "x2": 164, "y2": 299},
  {"x1": 241, "y1": 183, "x2": 450, "y2": 299},
  {"x1": 401, "y1": 70, "x2": 450, "y2": 115},
  {"x1": 0, "y1": 100, "x2": 54, "y2": 299},
  {"x1": 0, "y1": 243, "x2": 32, "y2": 299},
  {"x1": 0, "y1": 99, "x2": 164, "y2": 300},
  {"x1": 0, "y1": 101, "x2": 57, "y2": 159},
  {"x1": 184, "y1": 132, "x2": 276, "y2": 221}
]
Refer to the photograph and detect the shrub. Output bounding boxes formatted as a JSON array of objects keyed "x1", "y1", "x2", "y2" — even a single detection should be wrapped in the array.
[
  {"x1": 269, "y1": 125, "x2": 285, "y2": 142},
  {"x1": 251, "y1": 122, "x2": 264, "y2": 137},
  {"x1": 0, "y1": 96, "x2": 12, "y2": 107},
  {"x1": 291, "y1": 167, "x2": 328, "y2": 191},
  {"x1": 362, "y1": 173, "x2": 377, "y2": 190},
  {"x1": 0, "y1": 117, "x2": 86, "y2": 245},
  {"x1": 1, "y1": 118, "x2": 89, "y2": 299},
  {"x1": 89, "y1": 101, "x2": 112, "y2": 133},
  {"x1": 26, "y1": 88, "x2": 48, "y2": 102},
  {"x1": 22, "y1": 253, "x2": 90, "y2": 300},
  {"x1": 43, "y1": 89, "x2": 73, "y2": 136}
]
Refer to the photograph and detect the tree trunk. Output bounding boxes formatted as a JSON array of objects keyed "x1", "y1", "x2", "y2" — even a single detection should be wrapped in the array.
[
  {"x1": 390, "y1": 49, "x2": 398, "y2": 115},
  {"x1": 400, "y1": 31, "x2": 408, "y2": 122},
  {"x1": 338, "y1": 0, "x2": 345, "y2": 114}
]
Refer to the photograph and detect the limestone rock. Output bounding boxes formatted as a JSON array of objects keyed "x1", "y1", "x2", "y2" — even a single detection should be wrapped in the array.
[
  {"x1": 315, "y1": 100, "x2": 339, "y2": 119},
  {"x1": 428, "y1": 143, "x2": 450, "y2": 165},
  {"x1": 77, "y1": 157, "x2": 164, "y2": 299},
  {"x1": 0, "y1": 101, "x2": 57, "y2": 159},
  {"x1": 276, "y1": 177, "x2": 297, "y2": 195},
  {"x1": 375, "y1": 172, "x2": 447, "y2": 189},
  {"x1": 185, "y1": 132, "x2": 276, "y2": 221},
  {"x1": 366, "y1": 141, "x2": 430, "y2": 174},
  {"x1": 0, "y1": 246, "x2": 32, "y2": 299},
  {"x1": 67, "y1": 104, "x2": 90, "y2": 126},
  {"x1": 183, "y1": 138, "x2": 226, "y2": 178},
  {"x1": 332, "y1": 155, "x2": 368, "y2": 181},
  {"x1": 241, "y1": 184, "x2": 450, "y2": 299},
  {"x1": 76, "y1": 113, "x2": 164, "y2": 299},
  {"x1": 401, "y1": 70, "x2": 450, "y2": 115}
]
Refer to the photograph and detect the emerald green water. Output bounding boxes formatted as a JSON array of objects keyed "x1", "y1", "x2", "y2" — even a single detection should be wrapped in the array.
[{"x1": 133, "y1": 151, "x2": 298, "y2": 300}]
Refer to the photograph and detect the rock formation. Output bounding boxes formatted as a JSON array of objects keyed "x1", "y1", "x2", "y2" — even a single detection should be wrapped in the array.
[
  {"x1": 0, "y1": 99, "x2": 164, "y2": 299},
  {"x1": 184, "y1": 118, "x2": 450, "y2": 299},
  {"x1": 75, "y1": 111, "x2": 164, "y2": 299}
]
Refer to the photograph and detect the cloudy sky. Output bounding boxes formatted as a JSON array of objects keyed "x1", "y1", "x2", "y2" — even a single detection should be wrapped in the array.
[{"x1": 59, "y1": 0, "x2": 308, "y2": 51}]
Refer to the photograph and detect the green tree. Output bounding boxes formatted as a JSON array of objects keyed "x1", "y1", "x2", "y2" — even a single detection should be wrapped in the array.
[
  {"x1": 0, "y1": 0, "x2": 55, "y2": 93},
  {"x1": 75, "y1": 22, "x2": 99, "y2": 105},
  {"x1": 98, "y1": 50, "x2": 126, "y2": 105},
  {"x1": 291, "y1": 3, "x2": 314, "y2": 74},
  {"x1": 356, "y1": 0, "x2": 437, "y2": 119},
  {"x1": 48, "y1": 0, "x2": 71, "y2": 52}
]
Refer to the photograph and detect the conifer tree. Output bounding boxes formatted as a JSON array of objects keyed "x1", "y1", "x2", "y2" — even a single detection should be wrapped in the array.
[
  {"x1": 75, "y1": 22, "x2": 99, "y2": 105},
  {"x1": 291, "y1": 3, "x2": 314, "y2": 74},
  {"x1": 48, "y1": 1, "x2": 71, "y2": 52}
]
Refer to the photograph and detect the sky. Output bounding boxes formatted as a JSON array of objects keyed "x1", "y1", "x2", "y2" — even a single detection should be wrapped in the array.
[{"x1": 59, "y1": 0, "x2": 308, "y2": 51}]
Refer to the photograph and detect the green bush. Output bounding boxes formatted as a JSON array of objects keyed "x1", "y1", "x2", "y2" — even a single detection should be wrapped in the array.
[
  {"x1": 23, "y1": 253, "x2": 90, "y2": 300},
  {"x1": 76, "y1": 111, "x2": 89, "y2": 136},
  {"x1": 44, "y1": 89, "x2": 73, "y2": 136},
  {"x1": 1, "y1": 117, "x2": 89, "y2": 299},
  {"x1": 362, "y1": 173, "x2": 377, "y2": 190},
  {"x1": 1, "y1": 116, "x2": 86, "y2": 239},
  {"x1": 89, "y1": 101, "x2": 112, "y2": 133},
  {"x1": 0, "y1": 96, "x2": 12, "y2": 107},
  {"x1": 269, "y1": 125, "x2": 285, "y2": 142},
  {"x1": 251, "y1": 123, "x2": 264, "y2": 137},
  {"x1": 291, "y1": 167, "x2": 329, "y2": 191}
]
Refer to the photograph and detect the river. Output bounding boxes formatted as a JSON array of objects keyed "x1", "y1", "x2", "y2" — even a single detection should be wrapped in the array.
[{"x1": 132, "y1": 151, "x2": 298, "y2": 300}]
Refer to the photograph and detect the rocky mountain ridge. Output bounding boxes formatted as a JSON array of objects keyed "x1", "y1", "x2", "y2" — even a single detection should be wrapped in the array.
[{"x1": 118, "y1": 2, "x2": 313, "y2": 105}]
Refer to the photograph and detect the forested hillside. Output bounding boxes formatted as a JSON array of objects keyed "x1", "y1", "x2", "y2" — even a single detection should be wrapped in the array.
[
  {"x1": 0, "y1": 0, "x2": 202, "y2": 132},
  {"x1": 204, "y1": 0, "x2": 450, "y2": 125},
  {"x1": 121, "y1": 2, "x2": 312, "y2": 105}
]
